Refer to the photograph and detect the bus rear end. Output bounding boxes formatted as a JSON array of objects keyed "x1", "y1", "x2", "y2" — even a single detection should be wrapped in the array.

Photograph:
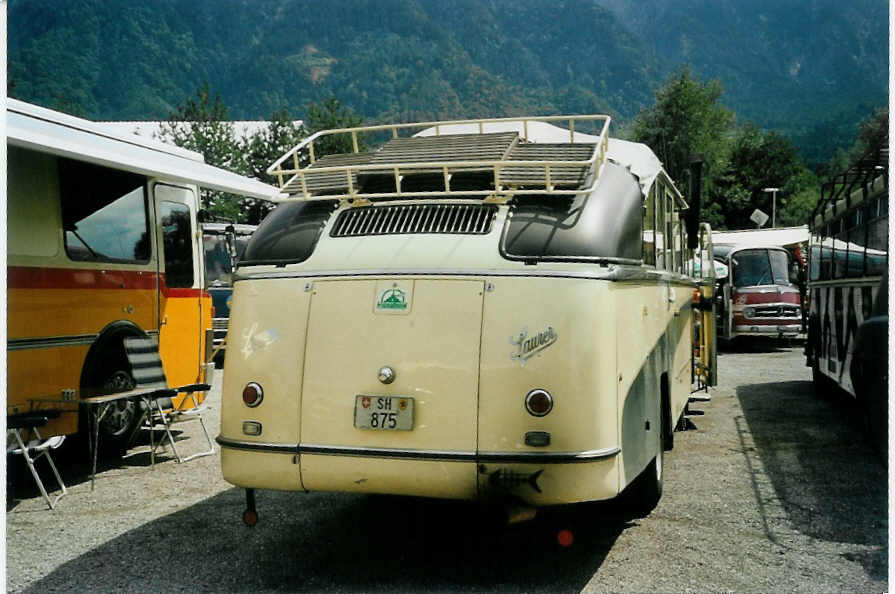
[
  {"x1": 218, "y1": 229, "x2": 623, "y2": 506},
  {"x1": 218, "y1": 116, "x2": 711, "y2": 523}
]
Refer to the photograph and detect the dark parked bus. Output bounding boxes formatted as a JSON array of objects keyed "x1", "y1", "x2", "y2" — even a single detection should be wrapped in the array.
[
  {"x1": 805, "y1": 134, "x2": 888, "y2": 452},
  {"x1": 202, "y1": 222, "x2": 257, "y2": 363}
]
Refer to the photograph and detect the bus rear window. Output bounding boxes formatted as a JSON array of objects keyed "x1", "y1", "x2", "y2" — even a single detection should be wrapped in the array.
[
  {"x1": 241, "y1": 201, "x2": 337, "y2": 266},
  {"x1": 502, "y1": 163, "x2": 643, "y2": 262}
]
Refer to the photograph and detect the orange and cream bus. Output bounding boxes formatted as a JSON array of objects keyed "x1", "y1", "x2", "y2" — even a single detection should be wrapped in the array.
[
  {"x1": 7, "y1": 99, "x2": 281, "y2": 454},
  {"x1": 217, "y1": 115, "x2": 717, "y2": 524}
]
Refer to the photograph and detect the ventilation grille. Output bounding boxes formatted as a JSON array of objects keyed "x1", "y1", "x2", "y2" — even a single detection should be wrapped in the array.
[{"x1": 331, "y1": 204, "x2": 497, "y2": 237}]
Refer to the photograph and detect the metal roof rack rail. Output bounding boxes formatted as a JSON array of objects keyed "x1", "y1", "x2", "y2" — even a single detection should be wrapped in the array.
[{"x1": 267, "y1": 115, "x2": 611, "y2": 204}]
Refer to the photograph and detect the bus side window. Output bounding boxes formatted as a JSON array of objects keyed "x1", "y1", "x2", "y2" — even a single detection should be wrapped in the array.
[
  {"x1": 808, "y1": 243, "x2": 821, "y2": 281},
  {"x1": 675, "y1": 209, "x2": 686, "y2": 274},
  {"x1": 160, "y1": 202, "x2": 195, "y2": 288},
  {"x1": 655, "y1": 180, "x2": 666, "y2": 269},
  {"x1": 866, "y1": 196, "x2": 888, "y2": 276},
  {"x1": 846, "y1": 207, "x2": 865, "y2": 278},
  {"x1": 665, "y1": 191, "x2": 675, "y2": 272},
  {"x1": 643, "y1": 186, "x2": 656, "y2": 265},
  {"x1": 820, "y1": 246, "x2": 832, "y2": 281},
  {"x1": 8, "y1": 148, "x2": 62, "y2": 258},
  {"x1": 830, "y1": 218, "x2": 848, "y2": 278},
  {"x1": 59, "y1": 157, "x2": 150, "y2": 263},
  {"x1": 204, "y1": 234, "x2": 233, "y2": 286}
]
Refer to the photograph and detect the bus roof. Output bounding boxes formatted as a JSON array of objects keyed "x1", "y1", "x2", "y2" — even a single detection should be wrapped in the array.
[
  {"x1": 712, "y1": 226, "x2": 809, "y2": 249},
  {"x1": 7, "y1": 99, "x2": 284, "y2": 202}
]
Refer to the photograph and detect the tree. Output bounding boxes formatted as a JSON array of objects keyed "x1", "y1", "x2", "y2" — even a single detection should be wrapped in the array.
[
  {"x1": 825, "y1": 107, "x2": 888, "y2": 176},
  {"x1": 159, "y1": 88, "x2": 368, "y2": 224},
  {"x1": 239, "y1": 107, "x2": 306, "y2": 224},
  {"x1": 304, "y1": 97, "x2": 368, "y2": 157},
  {"x1": 159, "y1": 82, "x2": 238, "y2": 170},
  {"x1": 156, "y1": 83, "x2": 243, "y2": 220},
  {"x1": 715, "y1": 124, "x2": 818, "y2": 228},
  {"x1": 239, "y1": 98, "x2": 368, "y2": 223},
  {"x1": 633, "y1": 67, "x2": 820, "y2": 230},
  {"x1": 632, "y1": 66, "x2": 735, "y2": 185}
]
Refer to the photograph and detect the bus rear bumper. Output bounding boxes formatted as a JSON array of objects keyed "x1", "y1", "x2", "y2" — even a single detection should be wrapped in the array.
[{"x1": 218, "y1": 436, "x2": 621, "y2": 505}]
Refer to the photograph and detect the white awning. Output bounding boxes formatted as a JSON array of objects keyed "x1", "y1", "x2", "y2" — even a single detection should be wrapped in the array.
[{"x1": 7, "y1": 99, "x2": 284, "y2": 201}]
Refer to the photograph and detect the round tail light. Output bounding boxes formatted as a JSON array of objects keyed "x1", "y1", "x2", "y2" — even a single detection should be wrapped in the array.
[
  {"x1": 525, "y1": 389, "x2": 553, "y2": 417},
  {"x1": 242, "y1": 382, "x2": 264, "y2": 407}
]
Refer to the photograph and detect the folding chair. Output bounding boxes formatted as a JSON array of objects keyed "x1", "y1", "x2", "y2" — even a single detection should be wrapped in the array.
[
  {"x1": 7, "y1": 412, "x2": 68, "y2": 509},
  {"x1": 123, "y1": 336, "x2": 215, "y2": 463}
]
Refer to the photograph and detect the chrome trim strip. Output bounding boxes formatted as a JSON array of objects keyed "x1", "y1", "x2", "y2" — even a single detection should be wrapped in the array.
[
  {"x1": 733, "y1": 325, "x2": 801, "y2": 334},
  {"x1": 8, "y1": 334, "x2": 98, "y2": 351},
  {"x1": 609, "y1": 266, "x2": 699, "y2": 286},
  {"x1": 8, "y1": 328, "x2": 159, "y2": 352},
  {"x1": 301, "y1": 443, "x2": 473, "y2": 461},
  {"x1": 476, "y1": 446, "x2": 620, "y2": 463},
  {"x1": 216, "y1": 436, "x2": 298, "y2": 454},
  {"x1": 218, "y1": 437, "x2": 621, "y2": 464},
  {"x1": 236, "y1": 267, "x2": 618, "y2": 282},
  {"x1": 235, "y1": 266, "x2": 699, "y2": 286}
]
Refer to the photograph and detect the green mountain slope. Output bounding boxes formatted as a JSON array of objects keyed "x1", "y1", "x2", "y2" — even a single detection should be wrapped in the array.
[
  {"x1": 8, "y1": 0, "x2": 888, "y2": 163},
  {"x1": 598, "y1": 0, "x2": 888, "y2": 162},
  {"x1": 8, "y1": 0, "x2": 658, "y2": 122}
]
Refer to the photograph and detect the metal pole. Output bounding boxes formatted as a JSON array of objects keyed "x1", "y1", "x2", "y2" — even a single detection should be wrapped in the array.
[{"x1": 763, "y1": 188, "x2": 780, "y2": 228}]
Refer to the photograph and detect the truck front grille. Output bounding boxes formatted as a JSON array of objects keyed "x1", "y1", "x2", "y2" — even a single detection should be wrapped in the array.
[{"x1": 746, "y1": 305, "x2": 801, "y2": 319}]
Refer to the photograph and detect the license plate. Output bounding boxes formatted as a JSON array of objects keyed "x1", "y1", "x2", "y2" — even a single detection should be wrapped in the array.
[{"x1": 354, "y1": 396, "x2": 414, "y2": 430}]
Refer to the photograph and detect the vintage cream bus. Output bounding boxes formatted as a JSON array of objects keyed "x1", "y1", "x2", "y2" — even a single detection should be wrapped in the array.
[
  {"x1": 7, "y1": 99, "x2": 281, "y2": 453},
  {"x1": 217, "y1": 116, "x2": 716, "y2": 523}
]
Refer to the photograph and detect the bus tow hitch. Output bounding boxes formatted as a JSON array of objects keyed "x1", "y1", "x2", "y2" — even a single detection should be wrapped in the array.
[{"x1": 243, "y1": 488, "x2": 258, "y2": 527}]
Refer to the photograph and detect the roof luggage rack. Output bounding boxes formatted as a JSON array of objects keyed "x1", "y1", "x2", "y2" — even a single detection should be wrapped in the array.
[
  {"x1": 268, "y1": 115, "x2": 610, "y2": 203},
  {"x1": 812, "y1": 132, "x2": 888, "y2": 229}
]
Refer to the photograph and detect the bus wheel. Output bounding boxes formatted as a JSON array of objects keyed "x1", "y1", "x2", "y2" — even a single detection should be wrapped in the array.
[
  {"x1": 854, "y1": 378, "x2": 888, "y2": 464},
  {"x1": 100, "y1": 370, "x2": 139, "y2": 440},
  {"x1": 623, "y1": 442, "x2": 663, "y2": 518},
  {"x1": 811, "y1": 362, "x2": 834, "y2": 399},
  {"x1": 89, "y1": 360, "x2": 142, "y2": 456}
]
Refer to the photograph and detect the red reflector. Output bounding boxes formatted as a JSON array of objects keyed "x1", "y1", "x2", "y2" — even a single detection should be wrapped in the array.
[
  {"x1": 243, "y1": 509, "x2": 258, "y2": 527},
  {"x1": 242, "y1": 383, "x2": 263, "y2": 407},
  {"x1": 557, "y1": 529, "x2": 574, "y2": 548}
]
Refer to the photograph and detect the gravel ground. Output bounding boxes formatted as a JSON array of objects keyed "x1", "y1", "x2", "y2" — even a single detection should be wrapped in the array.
[{"x1": 5, "y1": 344, "x2": 889, "y2": 593}]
